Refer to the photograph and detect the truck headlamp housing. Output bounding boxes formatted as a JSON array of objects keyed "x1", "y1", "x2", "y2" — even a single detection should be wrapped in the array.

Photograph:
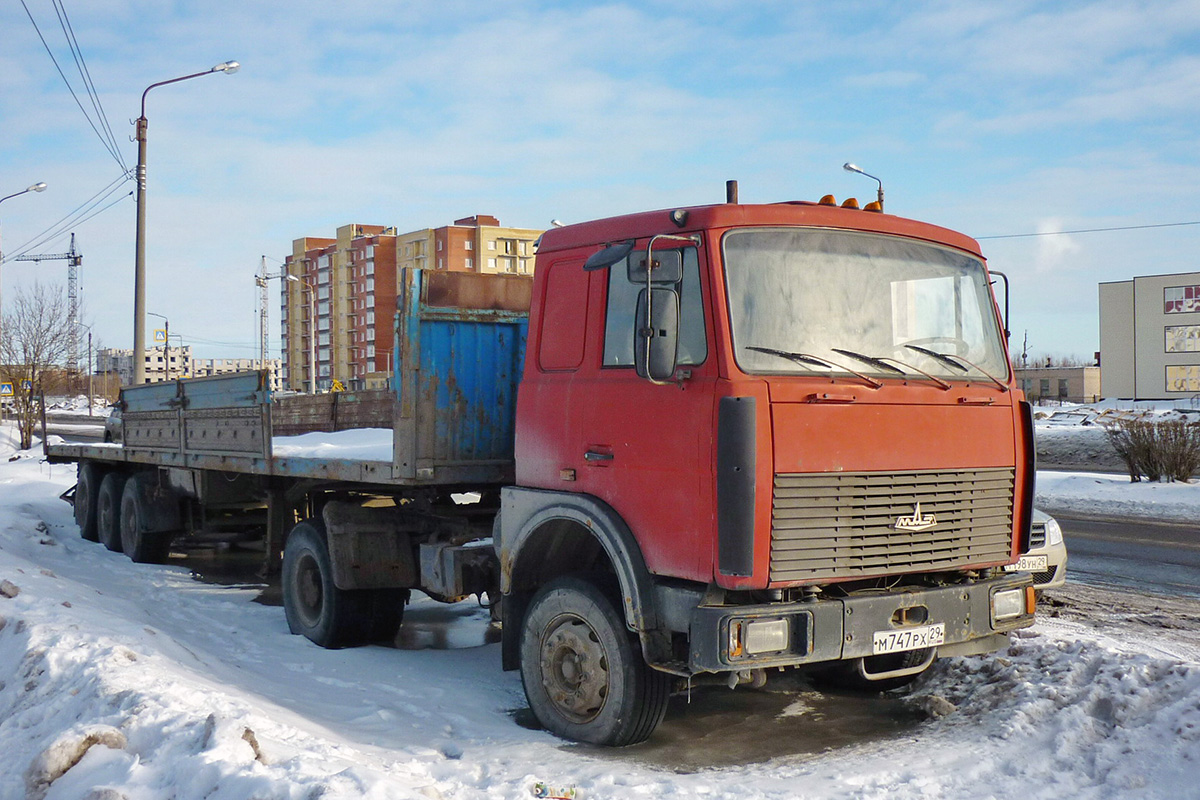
[
  {"x1": 729, "y1": 617, "x2": 790, "y2": 657},
  {"x1": 992, "y1": 588, "x2": 1026, "y2": 622}
]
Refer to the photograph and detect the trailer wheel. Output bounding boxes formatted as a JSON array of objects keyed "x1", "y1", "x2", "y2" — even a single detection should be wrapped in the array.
[
  {"x1": 282, "y1": 519, "x2": 375, "y2": 649},
  {"x1": 120, "y1": 477, "x2": 173, "y2": 564},
  {"x1": 367, "y1": 588, "x2": 409, "y2": 644},
  {"x1": 519, "y1": 575, "x2": 671, "y2": 746},
  {"x1": 74, "y1": 462, "x2": 102, "y2": 542},
  {"x1": 96, "y1": 473, "x2": 127, "y2": 552}
]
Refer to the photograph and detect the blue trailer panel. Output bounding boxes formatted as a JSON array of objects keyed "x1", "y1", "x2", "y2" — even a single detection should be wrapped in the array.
[{"x1": 393, "y1": 268, "x2": 529, "y2": 483}]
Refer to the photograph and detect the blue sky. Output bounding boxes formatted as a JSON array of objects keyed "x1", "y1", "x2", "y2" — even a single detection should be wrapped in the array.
[{"x1": 2, "y1": 0, "x2": 1199, "y2": 364}]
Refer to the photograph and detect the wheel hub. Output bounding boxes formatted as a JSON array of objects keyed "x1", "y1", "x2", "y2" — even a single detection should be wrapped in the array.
[
  {"x1": 296, "y1": 554, "x2": 323, "y2": 623},
  {"x1": 540, "y1": 615, "x2": 609, "y2": 723}
]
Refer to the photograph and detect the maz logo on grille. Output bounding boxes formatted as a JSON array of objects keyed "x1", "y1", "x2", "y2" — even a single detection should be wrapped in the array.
[{"x1": 893, "y1": 502, "x2": 938, "y2": 532}]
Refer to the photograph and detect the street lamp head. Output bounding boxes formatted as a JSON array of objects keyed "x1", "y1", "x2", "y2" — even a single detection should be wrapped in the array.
[
  {"x1": 213, "y1": 61, "x2": 240, "y2": 74},
  {"x1": 842, "y1": 161, "x2": 884, "y2": 211},
  {"x1": 30, "y1": 182, "x2": 48, "y2": 193},
  {"x1": 286, "y1": 274, "x2": 299, "y2": 283}
]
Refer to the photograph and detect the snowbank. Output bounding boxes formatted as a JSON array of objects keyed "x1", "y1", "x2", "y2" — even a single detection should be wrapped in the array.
[{"x1": 1036, "y1": 471, "x2": 1200, "y2": 522}]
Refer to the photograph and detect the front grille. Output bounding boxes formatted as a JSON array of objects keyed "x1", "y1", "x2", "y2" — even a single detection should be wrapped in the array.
[
  {"x1": 770, "y1": 468, "x2": 1015, "y2": 583},
  {"x1": 1029, "y1": 521, "x2": 1047, "y2": 548}
]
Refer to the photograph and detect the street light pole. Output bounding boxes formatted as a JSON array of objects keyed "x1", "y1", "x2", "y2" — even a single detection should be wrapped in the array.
[
  {"x1": 286, "y1": 274, "x2": 317, "y2": 394},
  {"x1": 133, "y1": 62, "x2": 239, "y2": 385},
  {"x1": 77, "y1": 323, "x2": 94, "y2": 415}
]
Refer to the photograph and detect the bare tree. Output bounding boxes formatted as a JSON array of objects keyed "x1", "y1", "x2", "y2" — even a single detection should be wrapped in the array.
[{"x1": 0, "y1": 282, "x2": 72, "y2": 450}]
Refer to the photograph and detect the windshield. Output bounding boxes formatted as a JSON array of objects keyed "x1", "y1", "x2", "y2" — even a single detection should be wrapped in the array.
[{"x1": 722, "y1": 228, "x2": 1009, "y2": 380}]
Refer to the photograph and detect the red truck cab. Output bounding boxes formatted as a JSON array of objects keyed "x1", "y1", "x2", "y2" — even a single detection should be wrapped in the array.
[{"x1": 500, "y1": 196, "x2": 1036, "y2": 745}]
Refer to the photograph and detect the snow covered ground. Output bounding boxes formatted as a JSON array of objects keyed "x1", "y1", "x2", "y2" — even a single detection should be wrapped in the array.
[{"x1": 2, "y1": 417, "x2": 1199, "y2": 799}]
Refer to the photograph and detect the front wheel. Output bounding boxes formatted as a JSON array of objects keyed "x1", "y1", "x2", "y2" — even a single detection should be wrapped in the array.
[{"x1": 519, "y1": 575, "x2": 671, "y2": 746}]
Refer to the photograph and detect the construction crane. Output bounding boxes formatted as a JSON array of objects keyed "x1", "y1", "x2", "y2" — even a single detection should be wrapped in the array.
[
  {"x1": 255, "y1": 256, "x2": 285, "y2": 371},
  {"x1": 12, "y1": 233, "x2": 83, "y2": 374}
]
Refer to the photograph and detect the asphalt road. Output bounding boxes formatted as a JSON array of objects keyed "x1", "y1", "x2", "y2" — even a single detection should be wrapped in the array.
[{"x1": 1057, "y1": 514, "x2": 1200, "y2": 598}]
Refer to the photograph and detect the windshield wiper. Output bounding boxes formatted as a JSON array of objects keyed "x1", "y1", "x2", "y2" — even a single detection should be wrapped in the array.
[
  {"x1": 876, "y1": 357, "x2": 952, "y2": 390},
  {"x1": 905, "y1": 344, "x2": 968, "y2": 373},
  {"x1": 831, "y1": 348, "x2": 906, "y2": 375},
  {"x1": 834, "y1": 347, "x2": 955, "y2": 391},
  {"x1": 904, "y1": 345, "x2": 1008, "y2": 392},
  {"x1": 747, "y1": 346, "x2": 882, "y2": 389}
]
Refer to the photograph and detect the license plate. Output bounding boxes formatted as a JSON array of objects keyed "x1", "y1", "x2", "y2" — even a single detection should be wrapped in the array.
[
  {"x1": 872, "y1": 623, "x2": 945, "y2": 655},
  {"x1": 1004, "y1": 555, "x2": 1048, "y2": 572}
]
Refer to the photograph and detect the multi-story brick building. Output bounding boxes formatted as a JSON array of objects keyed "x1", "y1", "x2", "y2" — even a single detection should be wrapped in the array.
[
  {"x1": 282, "y1": 216, "x2": 541, "y2": 393},
  {"x1": 281, "y1": 224, "x2": 399, "y2": 392}
]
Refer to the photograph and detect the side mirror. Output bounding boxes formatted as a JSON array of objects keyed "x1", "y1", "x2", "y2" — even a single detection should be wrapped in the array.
[
  {"x1": 628, "y1": 248, "x2": 683, "y2": 283},
  {"x1": 583, "y1": 239, "x2": 635, "y2": 271},
  {"x1": 634, "y1": 287, "x2": 679, "y2": 383}
]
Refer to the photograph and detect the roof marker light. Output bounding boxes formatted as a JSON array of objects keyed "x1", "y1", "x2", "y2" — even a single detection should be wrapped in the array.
[
  {"x1": 818, "y1": 194, "x2": 838, "y2": 206},
  {"x1": 841, "y1": 197, "x2": 860, "y2": 209}
]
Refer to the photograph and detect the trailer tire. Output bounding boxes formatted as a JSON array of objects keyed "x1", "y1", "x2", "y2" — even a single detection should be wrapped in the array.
[
  {"x1": 74, "y1": 462, "x2": 102, "y2": 542},
  {"x1": 282, "y1": 519, "x2": 374, "y2": 649},
  {"x1": 120, "y1": 477, "x2": 174, "y2": 564},
  {"x1": 520, "y1": 575, "x2": 671, "y2": 746},
  {"x1": 96, "y1": 473, "x2": 127, "y2": 552},
  {"x1": 367, "y1": 588, "x2": 409, "y2": 644}
]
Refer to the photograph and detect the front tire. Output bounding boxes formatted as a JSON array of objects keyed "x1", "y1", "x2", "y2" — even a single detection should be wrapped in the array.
[
  {"x1": 519, "y1": 575, "x2": 671, "y2": 746},
  {"x1": 96, "y1": 473, "x2": 127, "y2": 552}
]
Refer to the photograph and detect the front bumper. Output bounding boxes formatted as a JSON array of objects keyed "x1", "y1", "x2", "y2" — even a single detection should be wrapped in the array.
[{"x1": 687, "y1": 572, "x2": 1034, "y2": 673}]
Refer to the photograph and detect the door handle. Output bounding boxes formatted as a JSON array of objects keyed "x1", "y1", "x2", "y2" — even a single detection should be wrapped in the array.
[{"x1": 584, "y1": 450, "x2": 614, "y2": 462}]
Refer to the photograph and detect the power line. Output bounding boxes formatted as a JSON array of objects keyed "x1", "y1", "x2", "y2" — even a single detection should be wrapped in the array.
[
  {"x1": 978, "y1": 220, "x2": 1200, "y2": 240},
  {"x1": 19, "y1": 0, "x2": 126, "y2": 170},
  {"x1": 0, "y1": 173, "x2": 132, "y2": 263},
  {"x1": 52, "y1": 0, "x2": 126, "y2": 171}
]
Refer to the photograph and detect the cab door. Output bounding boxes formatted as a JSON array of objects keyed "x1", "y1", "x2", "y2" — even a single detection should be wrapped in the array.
[{"x1": 568, "y1": 244, "x2": 717, "y2": 583}]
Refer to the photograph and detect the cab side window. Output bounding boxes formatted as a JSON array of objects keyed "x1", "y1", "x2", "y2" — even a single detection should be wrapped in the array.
[{"x1": 602, "y1": 247, "x2": 707, "y2": 367}]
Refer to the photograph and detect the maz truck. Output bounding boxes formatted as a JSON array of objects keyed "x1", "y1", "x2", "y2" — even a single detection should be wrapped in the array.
[{"x1": 49, "y1": 186, "x2": 1037, "y2": 746}]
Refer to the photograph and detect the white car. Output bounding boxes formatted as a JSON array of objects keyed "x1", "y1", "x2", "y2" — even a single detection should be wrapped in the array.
[
  {"x1": 1005, "y1": 508, "x2": 1067, "y2": 591},
  {"x1": 103, "y1": 405, "x2": 122, "y2": 443}
]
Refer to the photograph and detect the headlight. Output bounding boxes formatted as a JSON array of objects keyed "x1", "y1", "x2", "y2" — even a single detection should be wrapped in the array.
[
  {"x1": 728, "y1": 617, "x2": 790, "y2": 656},
  {"x1": 1044, "y1": 517, "x2": 1063, "y2": 547},
  {"x1": 992, "y1": 588, "x2": 1026, "y2": 621}
]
